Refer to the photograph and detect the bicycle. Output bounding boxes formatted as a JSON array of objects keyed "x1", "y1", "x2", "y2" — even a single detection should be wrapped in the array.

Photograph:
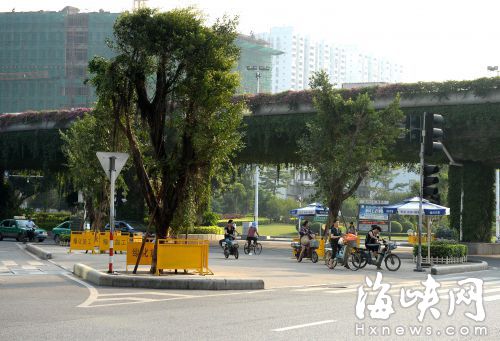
[
  {"x1": 350, "y1": 240, "x2": 401, "y2": 271},
  {"x1": 244, "y1": 240, "x2": 262, "y2": 255}
]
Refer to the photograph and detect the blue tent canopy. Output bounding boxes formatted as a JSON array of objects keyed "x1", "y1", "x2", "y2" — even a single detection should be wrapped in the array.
[
  {"x1": 290, "y1": 203, "x2": 329, "y2": 217},
  {"x1": 383, "y1": 197, "x2": 450, "y2": 216}
]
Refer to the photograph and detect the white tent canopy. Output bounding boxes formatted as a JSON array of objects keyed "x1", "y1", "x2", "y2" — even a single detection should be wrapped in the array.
[{"x1": 383, "y1": 197, "x2": 450, "y2": 216}]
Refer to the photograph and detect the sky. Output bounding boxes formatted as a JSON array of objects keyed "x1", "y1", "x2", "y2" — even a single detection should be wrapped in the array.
[{"x1": 3, "y1": 0, "x2": 500, "y2": 82}]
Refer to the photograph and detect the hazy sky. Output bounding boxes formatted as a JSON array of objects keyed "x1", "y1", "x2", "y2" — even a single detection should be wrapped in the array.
[{"x1": 3, "y1": 0, "x2": 500, "y2": 82}]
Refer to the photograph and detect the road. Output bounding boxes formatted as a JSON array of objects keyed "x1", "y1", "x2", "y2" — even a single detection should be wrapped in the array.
[{"x1": 1, "y1": 240, "x2": 500, "y2": 340}]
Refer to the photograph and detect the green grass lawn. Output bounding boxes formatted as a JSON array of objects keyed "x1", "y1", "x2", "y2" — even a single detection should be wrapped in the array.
[{"x1": 235, "y1": 223, "x2": 297, "y2": 237}]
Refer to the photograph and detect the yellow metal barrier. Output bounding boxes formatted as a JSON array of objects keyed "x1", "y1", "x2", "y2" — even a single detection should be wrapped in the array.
[
  {"x1": 155, "y1": 239, "x2": 212, "y2": 276},
  {"x1": 69, "y1": 231, "x2": 99, "y2": 253},
  {"x1": 132, "y1": 233, "x2": 143, "y2": 243},
  {"x1": 126, "y1": 241, "x2": 155, "y2": 271},
  {"x1": 316, "y1": 238, "x2": 325, "y2": 258},
  {"x1": 98, "y1": 231, "x2": 129, "y2": 253},
  {"x1": 407, "y1": 234, "x2": 436, "y2": 244}
]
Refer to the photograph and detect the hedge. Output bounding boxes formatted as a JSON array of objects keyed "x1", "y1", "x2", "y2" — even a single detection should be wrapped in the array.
[
  {"x1": 413, "y1": 241, "x2": 468, "y2": 258},
  {"x1": 31, "y1": 212, "x2": 70, "y2": 230},
  {"x1": 390, "y1": 221, "x2": 402, "y2": 233},
  {"x1": 190, "y1": 226, "x2": 224, "y2": 234}
]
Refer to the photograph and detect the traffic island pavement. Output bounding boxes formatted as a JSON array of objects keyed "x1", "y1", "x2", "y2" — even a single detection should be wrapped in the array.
[
  {"x1": 73, "y1": 263, "x2": 265, "y2": 290},
  {"x1": 431, "y1": 260, "x2": 488, "y2": 275},
  {"x1": 25, "y1": 243, "x2": 52, "y2": 260}
]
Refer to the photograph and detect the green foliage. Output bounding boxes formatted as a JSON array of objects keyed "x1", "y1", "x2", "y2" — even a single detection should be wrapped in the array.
[
  {"x1": 59, "y1": 234, "x2": 71, "y2": 242},
  {"x1": 462, "y1": 162, "x2": 495, "y2": 242},
  {"x1": 201, "y1": 211, "x2": 220, "y2": 227},
  {"x1": 87, "y1": 7, "x2": 245, "y2": 242},
  {"x1": 413, "y1": 241, "x2": 468, "y2": 258},
  {"x1": 298, "y1": 71, "x2": 404, "y2": 222},
  {"x1": 390, "y1": 221, "x2": 402, "y2": 233},
  {"x1": 60, "y1": 111, "x2": 128, "y2": 229},
  {"x1": 434, "y1": 226, "x2": 458, "y2": 240},
  {"x1": 189, "y1": 226, "x2": 224, "y2": 234},
  {"x1": 401, "y1": 221, "x2": 414, "y2": 232},
  {"x1": 31, "y1": 212, "x2": 70, "y2": 230}
]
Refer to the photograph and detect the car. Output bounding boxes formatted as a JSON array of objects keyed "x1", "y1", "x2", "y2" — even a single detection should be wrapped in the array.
[
  {"x1": 104, "y1": 221, "x2": 137, "y2": 235},
  {"x1": 0, "y1": 219, "x2": 48, "y2": 242},
  {"x1": 52, "y1": 221, "x2": 73, "y2": 243}
]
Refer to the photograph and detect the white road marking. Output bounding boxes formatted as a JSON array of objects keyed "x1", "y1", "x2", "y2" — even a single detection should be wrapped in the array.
[
  {"x1": 484, "y1": 294, "x2": 500, "y2": 302},
  {"x1": 272, "y1": 320, "x2": 336, "y2": 332},
  {"x1": 83, "y1": 288, "x2": 275, "y2": 308},
  {"x1": 2, "y1": 261, "x2": 17, "y2": 266},
  {"x1": 15, "y1": 242, "x2": 45, "y2": 260},
  {"x1": 292, "y1": 287, "x2": 335, "y2": 292},
  {"x1": 21, "y1": 265, "x2": 37, "y2": 270},
  {"x1": 63, "y1": 273, "x2": 100, "y2": 308},
  {"x1": 27, "y1": 261, "x2": 43, "y2": 266},
  {"x1": 98, "y1": 292, "x2": 193, "y2": 297}
]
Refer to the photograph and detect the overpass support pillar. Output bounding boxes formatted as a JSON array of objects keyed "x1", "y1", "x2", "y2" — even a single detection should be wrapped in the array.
[{"x1": 451, "y1": 162, "x2": 495, "y2": 242}]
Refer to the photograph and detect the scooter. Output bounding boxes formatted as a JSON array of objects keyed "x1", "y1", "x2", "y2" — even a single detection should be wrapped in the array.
[
  {"x1": 221, "y1": 238, "x2": 239, "y2": 259},
  {"x1": 292, "y1": 237, "x2": 319, "y2": 263}
]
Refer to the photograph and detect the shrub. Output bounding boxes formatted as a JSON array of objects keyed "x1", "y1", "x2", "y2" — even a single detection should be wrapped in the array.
[
  {"x1": 434, "y1": 226, "x2": 458, "y2": 240},
  {"x1": 201, "y1": 211, "x2": 220, "y2": 227},
  {"x1": 413, "y1": 241, "x2": 467, "y2": 258},
  {"x1": 402, "y1": 221, "x2": 414, "y2": 232},
  {"x1": 191, "y1": 226, "x2": 224, "y2": 234},
  {"x1": 390, "y1": 221, "x2": 402, "y2": 233},
  {"x1": 60, "y1": 234, "x2": 71, "y2": 242}
]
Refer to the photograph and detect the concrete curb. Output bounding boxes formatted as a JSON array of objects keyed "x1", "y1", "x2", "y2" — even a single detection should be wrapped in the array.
[
  {"x1": 25, "y1": 243, "x2": 52, "y2": 260},
  {"x1": 431, "y1": 261, "x2": 488, "y2": 275},
  {"x1": 73, "y1": 263, "x2": 265, "y2": 290}
]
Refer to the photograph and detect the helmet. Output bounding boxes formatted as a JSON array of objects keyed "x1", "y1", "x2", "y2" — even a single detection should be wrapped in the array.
[{"x1": 251, "y1": 222, "x2": 257, "y2": 227}]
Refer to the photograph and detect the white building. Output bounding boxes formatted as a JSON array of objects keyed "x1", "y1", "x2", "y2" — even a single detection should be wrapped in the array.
[{"x1": 257, "y1": 27, "x2": 403, "y2": 93}]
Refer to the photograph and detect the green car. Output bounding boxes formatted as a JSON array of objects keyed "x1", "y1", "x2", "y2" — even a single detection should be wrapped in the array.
[
  {"x1": 52, "y1": 221, "x2": 73, "y2": 243},
  {"x1": 0, "y1": 219, "x2": 48, "y2": 242}
]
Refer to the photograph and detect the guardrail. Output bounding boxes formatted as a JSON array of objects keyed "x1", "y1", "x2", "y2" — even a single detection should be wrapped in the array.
[
  {"x1": 156, "y1": 239, "x2": 212, "y2": 276},
  {"x1": 69, "y1": 231, "x2": 99, "y2": 253}
]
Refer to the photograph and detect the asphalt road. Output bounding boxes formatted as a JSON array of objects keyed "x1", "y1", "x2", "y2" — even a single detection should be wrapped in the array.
[{"x1": 1, "y1": 240, "x2": 500, "y2": 341}]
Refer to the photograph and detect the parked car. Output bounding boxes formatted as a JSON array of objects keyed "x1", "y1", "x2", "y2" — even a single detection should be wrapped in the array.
[
  {"x1": 0, "y1": 219, "x2": 48, "y2": 242},
  {"x1": 52, "y1": 221, "x2": 73, "y2": 243},
  {"x1": 104, "y1": 221, "x2": 136, "y2": 234}
]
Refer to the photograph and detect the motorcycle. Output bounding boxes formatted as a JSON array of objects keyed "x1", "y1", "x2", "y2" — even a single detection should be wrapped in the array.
[
  {"x1": 351, "y1": 239, "x2": 401, "y2": 271},
  {"x1": 292, "y1": 237, "x2": 319, "y2": 263},
  {"x1": 22, "y1": 227, "x2": 36, "y2": 244},
  {"x1": 221, "y1": 238, "x2": 239, "y2": 259}
]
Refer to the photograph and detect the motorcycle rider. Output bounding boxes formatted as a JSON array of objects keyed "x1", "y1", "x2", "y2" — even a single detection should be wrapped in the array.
[
  {"x1": 219, "y1": 219, "x2": 234, "y2": 247},
  {"x1": 224, "y1": 221, "x2": 237, "y2": 248},
  {"x1": 25, "y1": 217, "x2": 36, "y2": 242},
  {"x1": 365, "y1": 225, "x2": 382, "y2": 269},
  {"x1": 298, "y1": 220, "x2": 314, "y2": 262}
]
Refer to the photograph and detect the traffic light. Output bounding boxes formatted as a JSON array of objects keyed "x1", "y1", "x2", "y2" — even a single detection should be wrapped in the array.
[
  {"x1": 423, "y1": 164, "x2": 440, "y2": 204},
  {"x1": 424, "y1": 112, "x2": 444, "y2": 156}
]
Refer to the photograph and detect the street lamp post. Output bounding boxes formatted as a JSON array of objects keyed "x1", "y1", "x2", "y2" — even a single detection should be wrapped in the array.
[
  {"x1": 246, "y1": 65, "x2": 270, "y2": 227},
  {"x1": 488, "y1": 67, "x2": 500, "y2": 242}
]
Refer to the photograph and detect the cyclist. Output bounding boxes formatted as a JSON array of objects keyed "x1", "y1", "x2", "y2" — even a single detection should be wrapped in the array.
[{"x1": 246, "y1": 222, "x2": 260, "y2": 249}]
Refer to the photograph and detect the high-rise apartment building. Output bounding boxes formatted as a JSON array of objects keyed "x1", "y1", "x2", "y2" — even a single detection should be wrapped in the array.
[
  {"x1": 0, "y1": 8, "x2": 280, "y2": 114},
  {"x1": 257, "y1": 27, "x2": 403, "y2": 93}
]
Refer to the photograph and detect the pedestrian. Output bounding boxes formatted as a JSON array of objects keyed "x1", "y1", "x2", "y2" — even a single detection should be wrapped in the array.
[
  {"x1": 347, "y1": 221, "x2": 357, "y2": 235},
  {"x1": 328, "y1": 220, "x2": 342, "y2": 259}
]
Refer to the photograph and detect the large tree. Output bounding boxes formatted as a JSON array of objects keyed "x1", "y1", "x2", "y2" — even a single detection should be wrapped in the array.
[
  {"x1": 60, "y1": 110, "x2": 128, "y2": 230},
  {"x1": 88, "y1": 8, "x2": 243, "y2": 270},
  {"x1": 299, "y1": 71, "x2": 404, "y2": 223}
]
